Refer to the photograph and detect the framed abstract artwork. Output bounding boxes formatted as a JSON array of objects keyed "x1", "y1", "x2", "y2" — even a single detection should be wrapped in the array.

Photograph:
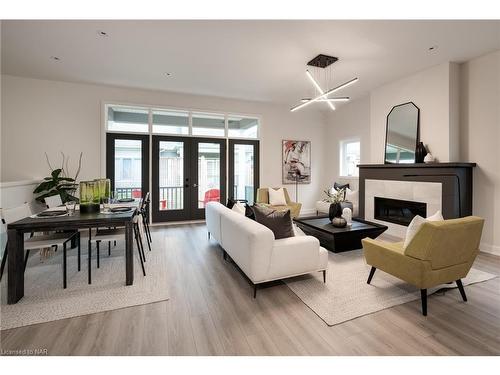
[{"x1": 282, "y1": 140, "x2": 311, "y2": 184}]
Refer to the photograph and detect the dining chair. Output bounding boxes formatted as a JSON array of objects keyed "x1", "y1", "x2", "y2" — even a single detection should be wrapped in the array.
[
  {"x1": 44, "y1": 194, "x2": 63, "y2": 208},
  {"x1": 88, "y1": 207, "x2": 147, "y2": 282},
  {"x1": 0, "y1": 203, "x2": 80, "y2": 288},
  {"x1": 141, "y1": 192, "x2": 152, "y2": 251}
]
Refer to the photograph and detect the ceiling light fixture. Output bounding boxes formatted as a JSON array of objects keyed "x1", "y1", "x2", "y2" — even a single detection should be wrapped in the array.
[
  {"x1": 50, "y1": 56, "x2": 61, "y2": 62},
  {"x1": 300, "y1": 97, "x2": 350, "y2": 103},
  {"x1": 164, "y1": 72, "x2": 172, "y2": 77},
  {"x1": 428, "y1": 45, "x2": 438, "y2": 51},
  {"x1": 97, "y1": 30, "x2": 109, "y2": 37},
  {"x1": 306, "y1": 70, "x2": 336, "y2": 111},
  {"x1": 291, "y1": 54, "x2": 358, "y2": 112},
  {"x1": 291, "y1": 77, "x2": 358, "y2": 112}
]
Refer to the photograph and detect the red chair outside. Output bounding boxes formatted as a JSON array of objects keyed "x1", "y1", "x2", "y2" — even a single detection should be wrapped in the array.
[
  {"x1": 132, "y1": 189, "x2": 142, "y2": 198},
  {"x1": 203, "y1": 189, "x2": 220, "y2": 207}
]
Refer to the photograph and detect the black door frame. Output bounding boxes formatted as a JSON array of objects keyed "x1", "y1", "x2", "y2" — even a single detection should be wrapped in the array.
[
  {"x1": 190, "y1": 137, "x2": 227, "y2": 220},
  {"x1": 106, "y1": 133, "x2": 150, "y2": 199},
  {"x1": 151, "y1": 136, "x2": 226, "y2": 222},
  {"x1": 228, "y1": 139, "x2": 260, "y2": 203}
]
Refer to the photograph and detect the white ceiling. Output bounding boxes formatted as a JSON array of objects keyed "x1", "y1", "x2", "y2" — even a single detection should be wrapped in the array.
[{"x1": 2, "y1": 20, "x2": 500, "y2": 107}]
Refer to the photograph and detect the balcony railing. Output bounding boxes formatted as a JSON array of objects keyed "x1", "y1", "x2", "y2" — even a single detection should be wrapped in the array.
[
  {"x1": 115, "y1": 185, "x2": 253, "y2": 210},
  {"x1": 115, "y1": 186, "x2": 184, "y2": 209}
]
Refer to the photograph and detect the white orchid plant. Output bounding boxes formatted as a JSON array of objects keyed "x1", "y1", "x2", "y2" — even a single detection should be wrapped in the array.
[{"x1": 322, "y1": 187, "x2": 346, "y2": 204}]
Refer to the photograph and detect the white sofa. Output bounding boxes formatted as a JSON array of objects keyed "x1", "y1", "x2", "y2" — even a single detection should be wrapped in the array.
[{"x1": 205, "y1": 202, "x2": 329, "y2": 297}]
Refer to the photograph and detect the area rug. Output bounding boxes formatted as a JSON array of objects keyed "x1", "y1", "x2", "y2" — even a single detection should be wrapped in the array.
[
  {"x1": 284, "y1": 249, "x2": 497, "y2": 326},
  {"x1": 0, "y1": 235, "x2": 169, "y2": 330}
]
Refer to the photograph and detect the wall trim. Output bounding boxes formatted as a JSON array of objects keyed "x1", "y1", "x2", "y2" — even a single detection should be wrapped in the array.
[
  {"x1": 480, "y1": 242, "x2": 500, "y2": 256},
  {"x1": 0, "y1": 179, "x2": 40, "y2": 188}
]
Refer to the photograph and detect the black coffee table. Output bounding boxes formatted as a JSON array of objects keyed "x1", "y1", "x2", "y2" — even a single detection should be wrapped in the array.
[{"x1": 293, "y1": 216, "x2": 388, "y2": 253}]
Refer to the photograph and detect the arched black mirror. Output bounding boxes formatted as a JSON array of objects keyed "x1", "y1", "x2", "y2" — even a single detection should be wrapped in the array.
[{"x1": 384, "y1": 102, "x2": 420, "y2": 164}]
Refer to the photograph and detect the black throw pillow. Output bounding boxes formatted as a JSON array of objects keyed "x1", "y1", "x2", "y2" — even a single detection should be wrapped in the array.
[
  {"x1": 334, "y1": 182, "x2": 350, "y2": 200},
  {"x1": 252, "y1": 205, "x2": 294, "y2": 239}
]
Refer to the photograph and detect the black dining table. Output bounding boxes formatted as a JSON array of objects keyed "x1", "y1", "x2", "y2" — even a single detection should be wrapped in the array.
[{"x1": 6, "y1": 202, "x2": 140, "y2": 304}]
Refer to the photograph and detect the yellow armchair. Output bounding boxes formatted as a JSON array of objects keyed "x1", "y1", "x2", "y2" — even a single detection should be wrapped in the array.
[
  {"x1": 362, "y1": 216, "x2": 484, "y2": 316},
  {"x1": 256, "y1": 187, "x2": 302, "y2": 218}
]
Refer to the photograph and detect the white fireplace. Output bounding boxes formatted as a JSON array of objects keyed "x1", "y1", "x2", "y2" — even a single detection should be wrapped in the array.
[{"x1": 365, "y1": 179, "x2": 442, "y2": 238}]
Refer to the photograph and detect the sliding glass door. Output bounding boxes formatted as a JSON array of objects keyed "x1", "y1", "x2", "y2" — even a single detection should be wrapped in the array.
[
  {"x1": 106, "y1": 133, "x2": 149, "y2": 199},
  {"x1": 152, "y1": 136, "x2": 226, "y2": 222}
]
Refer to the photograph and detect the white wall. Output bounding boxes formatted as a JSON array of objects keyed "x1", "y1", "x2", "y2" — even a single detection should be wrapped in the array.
[
  {"x1": 1, "y1": 75, "x2": 326, "y2": 214},
  {"x1": 460, "y1": 50, "x2": 500, "y2": 255},
  {"x1": 370, "y1": 62, "x2": 459, "y2": 163},
  {"x1": 324, "y1": 95, "x2": 370, "y2": 191}
]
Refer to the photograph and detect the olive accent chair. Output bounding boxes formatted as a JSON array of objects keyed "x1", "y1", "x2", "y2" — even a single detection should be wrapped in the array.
[
  {"x1": 362, "y1": 216, "x2": 484, "y2": 316},
  {"x1": 256, "y1": 187, "x2": 302, "y2": 218}
]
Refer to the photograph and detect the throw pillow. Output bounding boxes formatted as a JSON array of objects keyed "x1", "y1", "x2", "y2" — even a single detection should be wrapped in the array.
[
  {"x1": 252, "y1": 205, "x2": 294, "y2": 239},
  {"x1": 231, "y1": 202, "x2": 246, "y2": 215},
  {"x1": 268, "y1": 187, "x2": 287, "y2": 206},
  {"x1": 334, "y1": 182, "x2": 350, "y2": 199},
  {"x1": 403, "y1": 210, "x2": 444, "y2": 248}
]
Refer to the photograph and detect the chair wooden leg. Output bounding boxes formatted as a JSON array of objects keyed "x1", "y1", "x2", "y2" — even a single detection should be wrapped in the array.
[
  {"x1": 108, "y1": 241, "x2": 111, "y2": 256},
  {"x1": 134, "y1": 225, "x2": 145, "y2": 263},
  {"x1": 77, "y1": 233, "x2": 81, "y2": 272},
  {"x1": 367, "y1": 266, "x2": 376, "y2": 284},
  {"x1": 323, "y1": 270, "x2": 326, "y2": 283},
  {"x1": 96, "y1": 241, "x2": 100, "y2": 268},
  {"x1": 253, "y1": 284, "x2": 257, "y2": 298},
  {"x1": 0, "y1": 245, "x2": 7, "y2": 281},
  {"x1": 420, "y1": 289, "x2": 427, "y2": 316},
  {"x1": 134, "y1": 228, "x2": 146, "y2": 277},
  {"x1": 88, "y1": 229, "x2": 92, "y2": 285},
  {"x1": 456, "y1": 279, "x2": 467, "y2": 302},
  {"x1": 24, "y1": 249, "x2": 31, "y2": 271},
  {"x1": 145, "y1": 220, "x2": 152, "y2": 244},
  {"x1": 63, "y1": 242, "x2": 67, "y2": 289}
]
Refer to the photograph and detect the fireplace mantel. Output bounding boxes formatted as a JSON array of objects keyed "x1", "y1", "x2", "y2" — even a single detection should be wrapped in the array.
[
  {"x1": 358, "y1": 162, "x2": 476, "y2": 221},
  {"x1": 358, "y1": 162, "x2": 476, "y2": 169}
]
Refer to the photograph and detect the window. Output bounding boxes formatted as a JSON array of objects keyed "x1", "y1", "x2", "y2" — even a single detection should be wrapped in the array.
[
  {"x1": 152, "y1": 109, "x2": 189, "y2": 135},
  {"x1": 105, "y1": 103, "x2": 260, "y2": 139},
  {"x1": 192, "y1": 112, "x2": 225, "y2": 137},
  {"x1": 228, "y1": 116, "x2": 258, "y2": 139},
  {"x1": 340, "y1": 139, "x2": 360, "y2": 177},
  {"x1": 107, "y1": 105, "x2": 149, "y2": 133}
]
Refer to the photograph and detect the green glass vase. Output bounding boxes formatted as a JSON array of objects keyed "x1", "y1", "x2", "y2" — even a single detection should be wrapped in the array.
[{"x1": 79, "y1": 180, "x2": 100, "y2": 214}]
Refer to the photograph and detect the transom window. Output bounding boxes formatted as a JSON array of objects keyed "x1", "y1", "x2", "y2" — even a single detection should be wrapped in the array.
[{"x1": 105, "y1": 104, "x2": 259, "y2": 139}]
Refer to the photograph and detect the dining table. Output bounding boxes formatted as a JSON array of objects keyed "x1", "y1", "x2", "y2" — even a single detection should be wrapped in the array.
[{"x1": 6, "y1": 200, "x2": 141, "y2": 304}]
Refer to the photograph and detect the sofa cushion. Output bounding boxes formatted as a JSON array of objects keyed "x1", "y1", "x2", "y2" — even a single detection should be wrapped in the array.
[
  {"x1": 268, "y1": 187, "x2": 287, "y2": 206},
  {"x1": 252, "y1": 205, "x2": 294, "y2": 239},
  {"x1": 403, "y1": 210, "x2": 444, "y2": 249}
]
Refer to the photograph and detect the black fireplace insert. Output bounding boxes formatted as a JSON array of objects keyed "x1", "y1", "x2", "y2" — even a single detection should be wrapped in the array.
[{"x1": 374, "y1": 197, "x2": 426, "y2": 226}]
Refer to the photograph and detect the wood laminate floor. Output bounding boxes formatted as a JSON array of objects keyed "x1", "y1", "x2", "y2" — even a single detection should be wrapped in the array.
[{"x1": 1, "y1": 224, "x2": 499, "y2": 355}]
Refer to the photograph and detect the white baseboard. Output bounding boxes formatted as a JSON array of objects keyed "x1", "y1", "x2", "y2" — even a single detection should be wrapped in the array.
[{"x1": 480, "y1": 242, "x2": 500, "y2": 256}]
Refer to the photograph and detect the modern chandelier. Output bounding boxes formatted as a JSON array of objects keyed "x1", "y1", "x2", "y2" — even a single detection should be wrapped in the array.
[{"x1": 290, "y1": 54, "x2": 358, "y2": 112}]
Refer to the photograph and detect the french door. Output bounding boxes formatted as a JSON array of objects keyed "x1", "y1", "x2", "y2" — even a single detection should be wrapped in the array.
[
  {"x1": 106, "y1": 133, "x2": 150, "y2": 199},
  {"x1": 152, "y1": 136, "x2": 226, "y2": 222},
  {"x1": 228, "y1": 139, "x2": 259, "y2": 205}
]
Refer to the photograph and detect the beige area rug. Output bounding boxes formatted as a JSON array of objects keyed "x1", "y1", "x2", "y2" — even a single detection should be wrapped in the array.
[
  {"x1": 0, "y1": 235, "x2": 169, "y2": 330},
  {"x1": 284, "y1": 249, "x2": 496, "y2": 326}
]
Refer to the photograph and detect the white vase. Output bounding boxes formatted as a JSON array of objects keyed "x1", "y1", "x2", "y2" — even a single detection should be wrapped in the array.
[
  {"x1": 424, "y1": 153, "x2": 435, "y2": 163},
  {"x1": 342, "y1": 207, "x2": 352, "y2": 225}
]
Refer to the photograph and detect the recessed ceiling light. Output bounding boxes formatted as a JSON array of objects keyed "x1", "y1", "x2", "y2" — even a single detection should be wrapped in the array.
[
  {"x1": 164, "y1": 72, "x2": 172, "y2": 77},
  {"x1": 428, "y1": 45, "x2": 438, "y2": 51},
  {"x1": 50, "y1": 56, "x2": 61, "y2": 62},
  {"x1": 97, "y1": 30, "x2": 109, "y2": 37}
]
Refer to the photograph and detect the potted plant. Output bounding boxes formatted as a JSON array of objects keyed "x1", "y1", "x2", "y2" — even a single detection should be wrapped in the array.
[
  {"x1": 33, "y1": 152, "x2": 82, "y2": 204},
  {"x1": 322, "y1": 187, "x2": 347, "y2": 227}
]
